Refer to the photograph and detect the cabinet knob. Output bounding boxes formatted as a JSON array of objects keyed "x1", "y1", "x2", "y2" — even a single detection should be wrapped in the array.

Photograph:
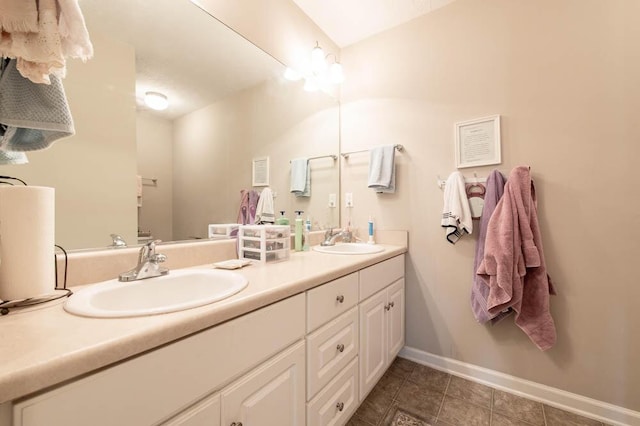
[
  {"x1": 389, "y1": 301, "x2": 395, "y2": 308},
  {"x1": 231, "y1": 423, "x2": 243, "y2": 426},
  {"x1": 384, "y1": 304, "x2": 391, "y2": 311},
  {"x1": 336, "y1": 295, "x2": 344, "y2": 303},
  {"x1": 336, "y1": 343, "x2": 345, "y2": 352},
  {"x1": 336, "y1": 402, "x2": 345, "y2": 411}
]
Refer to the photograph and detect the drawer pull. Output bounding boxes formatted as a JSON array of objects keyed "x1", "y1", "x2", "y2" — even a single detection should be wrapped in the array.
[
  {"x1": 336, "y1": 295, "x2": 345, "y2": 303},
  {"x1": 231, "y1": 423, "x2": 243, "y2": 426},
  {"x1": 336, "y1": 343, "x2": 345, "y2": 352},
  {"x1": 384, "y1": 304, "x2": 391, "y2": 311},
  {"x1": 389, "y1": 301, "x2": 395, "y2": 308},
  {"x1": 336, "y1": 402, "x2": 345, "y2": 411}
]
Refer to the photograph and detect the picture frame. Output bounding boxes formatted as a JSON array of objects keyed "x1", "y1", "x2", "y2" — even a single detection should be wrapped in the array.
[
  {"x1": 455, "y1": 115, "x2": 501, "y2": 169},
  {"x1": 252, "y1": 156, "x2": 270, "y2": 187}
]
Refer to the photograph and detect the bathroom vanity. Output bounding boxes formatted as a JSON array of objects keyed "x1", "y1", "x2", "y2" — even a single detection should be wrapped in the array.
[{"x1": 0, "y1": 238, "x2": 406, "y2": 426}]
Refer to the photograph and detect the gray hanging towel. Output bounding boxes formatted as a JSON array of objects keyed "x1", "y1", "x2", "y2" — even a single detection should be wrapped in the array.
[{"x1": 0, "y1": 59, "x2": 75, "y2": 153}]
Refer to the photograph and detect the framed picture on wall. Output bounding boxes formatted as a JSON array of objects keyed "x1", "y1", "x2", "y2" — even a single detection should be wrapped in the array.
[
  {"x1": 455, "y1": 115, "x2": 501, "y2": 168},
  {"x1": 252, "y1": 156, "x2": 270, "y2": 187}
]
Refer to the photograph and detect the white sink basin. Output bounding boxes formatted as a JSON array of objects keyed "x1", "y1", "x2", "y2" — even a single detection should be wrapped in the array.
[
  {"x1": 64, "y1": 268, "x2": 248, "y2": 318},
  {"x1": 313, "y1": 243, "x2": 385, "y2": 255}
]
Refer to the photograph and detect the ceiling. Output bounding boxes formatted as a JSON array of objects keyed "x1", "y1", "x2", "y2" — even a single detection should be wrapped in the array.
[
  {"x1": 80, "y1": 0, "x2": 284, "y2": 120},
  {"x1": 292, "y1": 0, "x2": 456, "y2": 48}
]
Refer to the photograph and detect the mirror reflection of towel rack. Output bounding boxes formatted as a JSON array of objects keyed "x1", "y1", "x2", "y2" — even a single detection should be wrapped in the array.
[
  {"x1": 341, "y1": 144, "x2": 403, "y2": 159},
  {"x1": 141, "y1": 177, "x2": 157, "y2": 186},
  {"x1": 288, "y1": 154, "x2": 337, "y2": 163}
]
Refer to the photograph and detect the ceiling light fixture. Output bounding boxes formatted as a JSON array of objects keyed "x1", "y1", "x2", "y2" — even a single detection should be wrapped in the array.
[
  {"x1": 284, "y1": 41, "x2": 344, "y2": 92},
  {"x1": 144, "y1": 91, "x2": 169, "y2": 111}
]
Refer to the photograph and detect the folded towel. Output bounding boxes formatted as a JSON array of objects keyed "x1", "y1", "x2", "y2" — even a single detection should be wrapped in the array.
[
  {"x1": 441, "y1": 171, "x2": 473, "y2": 244},
  {"x1": 255, "y1": 188, "x2": 275, "y2": 224},
  {"x1": 290, "y1": 158, "x2": 310, "y2": 197},
  {"x1": 368, "y1": 145, "x2": 396, "y2": 193},
  {"x1": 0, "y1": 59, "x2": 75, "y2": 152}
]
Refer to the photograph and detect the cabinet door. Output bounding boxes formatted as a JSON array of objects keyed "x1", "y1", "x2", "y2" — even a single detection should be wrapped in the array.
[
  {"x1": 162, "y1": 392, "x2": 221, "y2": 426},
  {"x1": 221, "y1": 341, "x2": 305, "y2": 426},
  {"x1": 358, "y1": 290, "x2": 387, "y2": 402},
  {"x1": 386, "y1": 279, "x2": 405, "y2": 363}
]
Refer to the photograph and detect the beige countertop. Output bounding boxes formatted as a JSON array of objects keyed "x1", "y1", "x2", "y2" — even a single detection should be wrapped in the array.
[{"x1": 0, "y1": 243, "x2": 406, "y2": 404}]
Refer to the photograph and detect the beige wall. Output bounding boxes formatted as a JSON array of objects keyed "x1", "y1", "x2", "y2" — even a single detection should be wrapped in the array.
[
  {"x1": 136, "y1": 112, "x2": 173, "y2": 242},
  {"x1": 340, "y1": 0, "x2": 640, "y2": 411},
  {"x1": 172, "y1": 78, "x2": 339, "y2": 240},
  {"x1": 0, "y1": 32, "x2": 138, "y2": 250}
]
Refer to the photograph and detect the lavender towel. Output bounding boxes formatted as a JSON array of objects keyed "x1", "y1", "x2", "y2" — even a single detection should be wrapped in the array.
[{"x1": 471, "y1": 169, "x2": 505, "y2": 323}]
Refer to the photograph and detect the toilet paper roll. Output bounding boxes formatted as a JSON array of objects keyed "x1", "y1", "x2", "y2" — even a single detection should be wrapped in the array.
[{"x1": 0, "y1": 186, "x2": 55, "y2": 301}]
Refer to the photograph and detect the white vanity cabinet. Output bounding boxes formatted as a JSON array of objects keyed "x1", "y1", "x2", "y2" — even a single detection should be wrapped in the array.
[
  {"x1": 12, "y1": 294, "x2": 306, "y2": 426},
  {"x1": 358, "y1": 256, "x2": 405, "y2": 402},
  {"x1": 305, "y1": 273, "x2": 360, "y2": 426}
]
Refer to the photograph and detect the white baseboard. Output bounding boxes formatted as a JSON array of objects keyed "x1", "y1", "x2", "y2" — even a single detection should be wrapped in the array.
[{"x1": 399, "y1": 346, "x2": 640, "y2": 426}]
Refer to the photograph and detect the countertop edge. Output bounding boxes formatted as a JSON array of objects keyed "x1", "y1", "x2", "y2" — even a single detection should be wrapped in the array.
[{"x1": 1, "y1": 245, "x2": 406, "y2": 404}]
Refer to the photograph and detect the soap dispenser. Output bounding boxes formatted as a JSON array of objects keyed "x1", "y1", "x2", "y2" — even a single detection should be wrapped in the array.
[
  {"x1": 276, "y1": 211, "x2": 289, "y2": 226},
  {"x1": 294, "y1": 211, "x2": 304, "y2": 251}
]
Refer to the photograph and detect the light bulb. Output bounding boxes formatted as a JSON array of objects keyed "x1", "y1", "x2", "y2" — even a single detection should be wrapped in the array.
[
  {"x1": 310, "y1": 44, "x2": 326, "y2": 74},
  {"x1": 284, "y1": 67, "x2": 302, "y2": 81},
  {"x1": 329, "y1": 62, "x2": 345, "y2": 84},
  {"x1": 144, "y1": 92, "x2": 169, "y2": 111}
]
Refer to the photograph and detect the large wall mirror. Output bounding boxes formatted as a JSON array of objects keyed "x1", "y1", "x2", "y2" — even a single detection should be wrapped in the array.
[{"x1": 0, "y1": 0, "x2": 340, "y2": 251}]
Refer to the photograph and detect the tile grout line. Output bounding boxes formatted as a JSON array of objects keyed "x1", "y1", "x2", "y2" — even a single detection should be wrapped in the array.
[
  {"x1": 489, "y1": 388, "x2": 494, "y2": 426},
  {"x1": 434, "y1": 374, "x2": 452, "y2": 423},
  {"x1": 542, "y1": 403, "x2": 548, "y2": 426}
]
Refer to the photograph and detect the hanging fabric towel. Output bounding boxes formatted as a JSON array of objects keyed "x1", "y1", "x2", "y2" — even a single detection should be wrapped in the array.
[
  {"x1": 470, "y1": 169, "x2": 506, "y2": 323},
  {"x1": 441, "y1": 171, "x2": 473, "y2": 244},
  {"x1": 0, "y1": 0, "x2": 39, "y2": 33},
  {"x1": 368, "y1": 145, "x2": 396, "y2": 193},
  {"x1": 476, "y1": 166, "x2": 557, "y2": 351},
  {"x1": 248, "y1": 189, "x2": 259, "y2": 224},
  {"x1": 136, "y1": 175, "x2": 143, "y2": 208},
  {"x1": 0, "y1": 0, "x2": 93, "y2": 84},
  {"x1": 0, "y1": 59, "x2": 75, "y2": 153},
  {"x1": 255, "y1": 188, "x2": 275, "y2": 224},
  {"x1": 290, "y1": 157, "x2": 310, "y2": 197},
  {"x1": 237, "y1": 190, "x2": 250, "y2": 225}
]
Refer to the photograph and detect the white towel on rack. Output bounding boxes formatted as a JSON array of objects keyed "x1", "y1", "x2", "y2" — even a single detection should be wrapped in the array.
[
  {"x1": 255, "y1": 187, "x2": 275, "y2": 224},
  {"x1": 368, "y1": 145, "x2": 396, "y2": 193},
  {"x1": 290, "y1": 158, "x2": 310, "y2": 197},
  {"x1": 441, "y1": 171, "x2": 473, "y2": 244}
]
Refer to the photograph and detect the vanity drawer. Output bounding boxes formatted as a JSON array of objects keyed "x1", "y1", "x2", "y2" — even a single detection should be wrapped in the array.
[
  {"x1": 307, "y1": 357, "x2": 359, "y2": 426},
  {"x1": 307, "y1": 307, "x2": 358, "y2": 399},
  {"x1": 307, "y1": 272, "x2": 358, "y2": 333},
  {"x1": 359, "y1": 255, "x2": 404, "y2": 301}
]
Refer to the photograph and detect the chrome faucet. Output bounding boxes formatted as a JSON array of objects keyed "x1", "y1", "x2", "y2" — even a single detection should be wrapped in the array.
[
  {"x1": 321, "y1": 228, "x2": 353, "y2": 246},
  {"x1": 109, "y1": 233, "x2": 127, "y2": 248},
  {"x1": 118, "y1": 240, "x2": 168, "y2": 282}
]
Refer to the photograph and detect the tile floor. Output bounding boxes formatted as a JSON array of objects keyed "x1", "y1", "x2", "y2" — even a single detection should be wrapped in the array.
[{"x1": 347, "y1": 357, "x2": 611, "y2": 426}]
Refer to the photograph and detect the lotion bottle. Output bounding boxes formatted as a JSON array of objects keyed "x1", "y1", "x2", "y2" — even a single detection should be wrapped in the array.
[{"x1": 294, "y1": 211, "x2": 303, "y2": 251}]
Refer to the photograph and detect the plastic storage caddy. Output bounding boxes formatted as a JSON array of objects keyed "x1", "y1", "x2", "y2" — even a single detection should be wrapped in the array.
[
  {"x1": 238, "y1": 225, "x2": 290, "y2": 263},
  {"x1": 208, "y1": 224, "x2": 240, "y2": 239}
]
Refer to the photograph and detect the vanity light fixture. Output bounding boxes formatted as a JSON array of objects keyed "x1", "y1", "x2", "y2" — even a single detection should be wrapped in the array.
[
  {"x1": 284, "y1": 41, "x2": 344, "y2": 92},
  {"x1": 144, "y1": 91, "x2": 169, "y2": 111}
]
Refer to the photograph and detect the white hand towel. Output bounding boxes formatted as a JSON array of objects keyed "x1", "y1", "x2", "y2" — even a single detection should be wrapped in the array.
[
  {"x1": 441, "y1": 171, "x2": 473, "y2": 244},
  {"x1": 255, "y1": 188, "x2": 275, "y2": 224},
  {"x1": 290, "y1": 157, "x2": 310, "y2": 197},
  {"x1": 368, "y1": 145, "x2": 396, "y2": 193}
]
